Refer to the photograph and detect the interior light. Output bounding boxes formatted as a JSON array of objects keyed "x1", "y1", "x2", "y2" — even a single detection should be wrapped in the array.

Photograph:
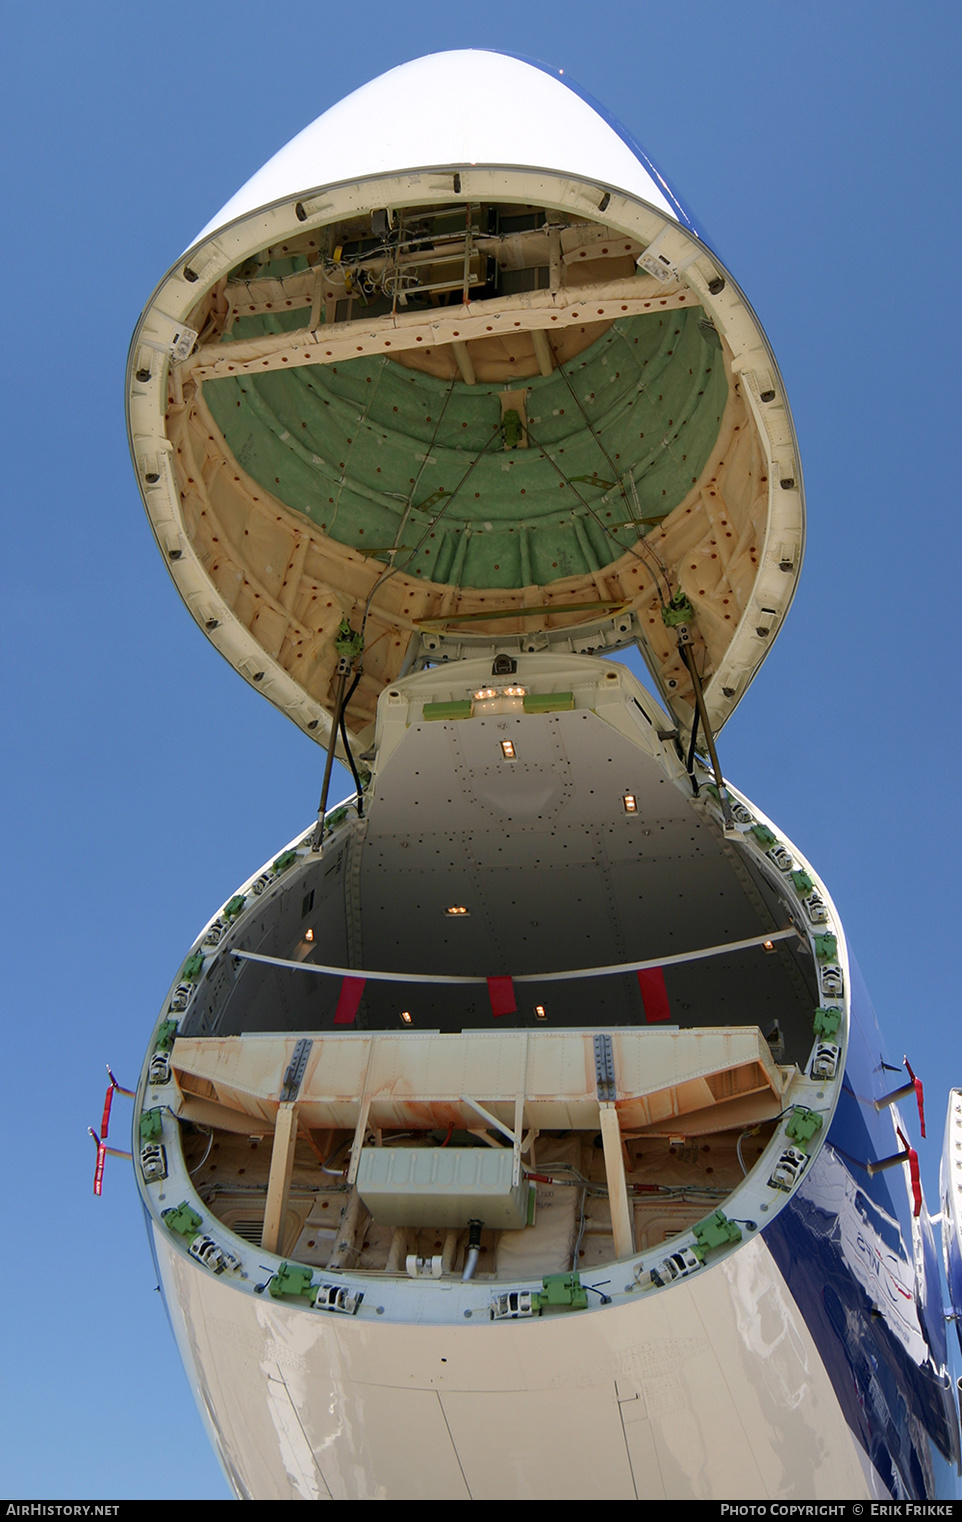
[
  {"x1": 500, "y1": 740, "x2": 517, "y2": 760},
  {"x1": 762, "y1": 939, "x2": 776, "y2": 953},
  {"x1": 473, "y1": 687, "x2": 498, "y2": 700},
  {"x1": 535, "y1": 1005, "x2": 547, "y2": 1019},
  {"x1": 304, "y1": 928, "x2": 314, "y2": 942},
  {"x1": 503, "y1": 685, "x2": 527, "y2": 697},
  {"x1": 623, "y1": 793, "x2": 638, "y2": 814},
  {"x1": 400, "y1": 1010, "x2": 413, "y2": 1025},
  {"x1": 445, "y1": 905, "x2": 470, "y2": 916}
]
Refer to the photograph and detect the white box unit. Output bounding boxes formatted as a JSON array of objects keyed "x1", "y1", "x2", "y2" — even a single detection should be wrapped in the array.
[{"x1": 357, "y1": 1145, "x2": 528, "y2": 1228}]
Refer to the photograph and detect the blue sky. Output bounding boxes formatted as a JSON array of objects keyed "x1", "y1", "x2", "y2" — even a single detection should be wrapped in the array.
[{"x1": 3, "y1": 0, "x2": 961, "y2": 1500}]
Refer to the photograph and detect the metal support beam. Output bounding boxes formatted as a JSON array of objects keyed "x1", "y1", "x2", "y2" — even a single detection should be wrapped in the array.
[
  {"x1": 261, "y1": 1101, "x2": 299, "y2": 1254},
  {"x1": 231, "y1": 924, "x2": 799, "y2": 986},
  {"x1": 451, "y1": 341, "x2": 476, "y2": 385},
  {"x1": 532, "y1": 328, "x2": 554, "y2": 377},
  {"x1": 460, "y1": 1094, "x2": 516, "y2": 1144},
  {"x1": 187, "y1": 279, "x2": 691, "y2": 382},
  {"x1": 599, "y1": 1102, "x2": 634, "y2": 1260},
  {"x1": 347, "y1": 1093, "x2": 373, "y2": 1187}
]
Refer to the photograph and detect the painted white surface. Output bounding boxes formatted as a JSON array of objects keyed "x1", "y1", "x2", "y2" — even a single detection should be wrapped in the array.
[
  {"x1": 153, "y1": 1220, "x2": 875, "y2": 1500},
  {"x1": 193, "y1": 51, "x2": 679, "y2": 246}
]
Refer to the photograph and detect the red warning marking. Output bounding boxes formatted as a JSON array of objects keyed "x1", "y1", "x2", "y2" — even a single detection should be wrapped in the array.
[
  {"x1": 487, "y1": 976, "x2": 517, "y2": 1018},
  {"x1": 637, "y1": 966, "x2": 670, "y2": 1023},
  {"x1": 334, "y1": 976, "x2": 366, "y2": 1025},
  {"x1": 101, "y1": 1084, "x2": 114, "y2": 1139},
  {"x1": 903, "y1": 1059, "x2": 926, "y2": 1139}
]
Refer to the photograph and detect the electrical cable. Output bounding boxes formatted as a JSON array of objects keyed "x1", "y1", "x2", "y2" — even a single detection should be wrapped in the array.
[
  {"x1": 571, "y1": 1185, "x2": 588, "y2": 1269},
  {"x1": 677, "y1": 641, "x2": 733, "y2": 828},
  {"x1": 685, "y1": 694, "x2": 701, "y2": 794},
  {"x1": 523, "y1": 419, "x2": 671, "y2": 607},
  {"x1": 187, "y1": 1127, "x2": 215, "y2": 1176},
  {"x1": 312, "y1": 665, "x2": 349, "y2": 850},
  {"x1": 337, "y1": 670, "x2": 365, "y2": 816},
  {"x1": 360, "y1": 419, "x2": 504, "y2": 641},
  {"x1": 359, "y1": 379, "x2": 457, "y2": 642},
  {"x1": 736, "y1": 1126, "x2": 759, "y2": 1178},
  {"x1": 391, "y1": 423, "x2": 503, "y2": 576},
  {"x1": 553, "y1": 360, "x2": 673, "y2": 602}
]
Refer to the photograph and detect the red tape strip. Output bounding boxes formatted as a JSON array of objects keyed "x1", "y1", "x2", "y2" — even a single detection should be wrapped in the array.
[
  {"x1": 487, "y1": 976, "x2": 517, "y2": 1018},
  {"x1": 637, "y1": 966, "x2": 670, "y2": 1023},
  {"x1": 334, "y1": 976, "x2": 366, "y2": 1025}
]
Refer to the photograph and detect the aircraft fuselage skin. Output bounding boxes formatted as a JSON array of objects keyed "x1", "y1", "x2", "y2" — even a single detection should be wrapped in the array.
[{"x1": 127, "y1": 51, "x2": 958, "y2": 1501}]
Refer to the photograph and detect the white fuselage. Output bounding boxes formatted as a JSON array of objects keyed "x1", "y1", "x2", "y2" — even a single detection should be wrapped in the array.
[{"x1": 127, "y1": 50, "x2": 955, "y2": 1501}]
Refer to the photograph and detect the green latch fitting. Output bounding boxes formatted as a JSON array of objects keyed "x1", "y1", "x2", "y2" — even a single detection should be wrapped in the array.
[
  {"x1": 140, "y1": 1108, "x2": 163, "y2": 1142},
  {"x1": 155, "y1": 1019, "x2": 179, "y2": 1051},
  {"x1": 523, "y1": 691, "x2": 575, "y2": 714},
  {"x1": 415, "y1": 487, "x2": 449, "y2": 513},
  {"x1": 181, "y1": 952, "x2": 205, "y2": 982},
  {"x1": 790, "y1": 869, "x2": 814, "y2": 896},
  {"x1": 693, "y1": 1210, "x2": 743, "y2": 1253},
  {"x1": 502, "y1": 409, "x2": 524, "y2": 449},
  {"x1": 273, "y1": 849, "x2": 298, "y2": 874},
  {"x1": 423, "y1": 700, "x2": 473, "y2": 721},
  {"x1": 786, "y1": 1106, "x2": 824, "y2": 1151},
  {"x1": 268, "y1": 1261, "x2": 316, "y2": 1300},
  {"x1": 531, "y1": 1272, "x2": 588, "y2": 1312},
  {"x1": 661, "y1": 591, "x2": 694, "y2": 630},
  {"x1": 750, "y1": 824, "x2": 777, "y2": 848},
  {"x1": 813, "y1": 1006, "x2": 842, "y2": 1039},
  {"x1": 224, "y1": 894, "x2": 247, "y2": 921},
  {"x1": 334, "y1": 617, "x2": 364, "y2": 661},
  {"x1": 814, "y1": 933, "x2": 838, "y2": 963},
  {"x1": 163, "y1": 1201, "x2": 203, "y2": 1238}
]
